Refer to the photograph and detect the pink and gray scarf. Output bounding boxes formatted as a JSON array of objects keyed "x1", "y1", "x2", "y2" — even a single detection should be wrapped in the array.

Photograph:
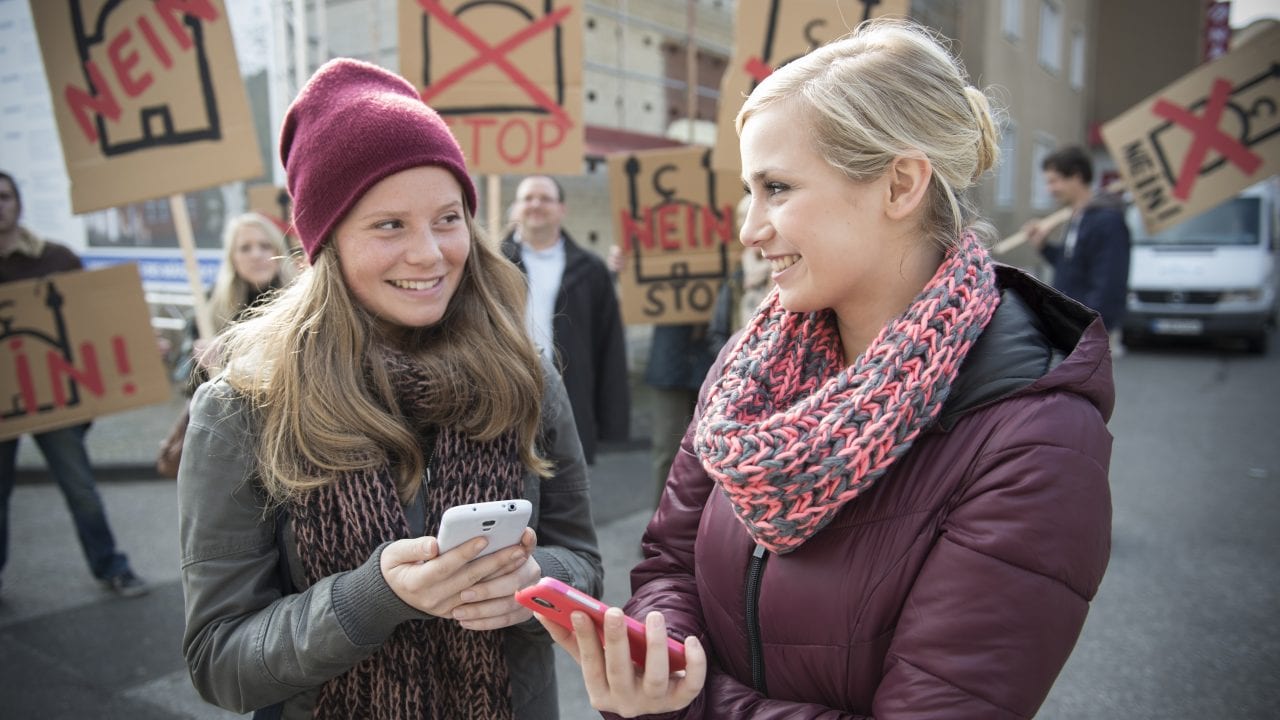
[{"x1": 695, "y1": 232, "x2": 1001, "y2": 554}]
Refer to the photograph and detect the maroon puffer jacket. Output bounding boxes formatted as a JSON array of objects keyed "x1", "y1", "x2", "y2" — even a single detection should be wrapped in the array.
[{"x1": 621, "y1": 267, "x2": 1113, "y2": 719}]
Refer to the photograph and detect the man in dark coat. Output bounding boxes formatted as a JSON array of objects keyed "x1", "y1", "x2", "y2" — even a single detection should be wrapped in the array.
[
  {"x1": 502, "y1": 176, "x2": 630, "y2": 464},
  {"x1": 1027, "y1": 146, "x2": 1131, "y2": 353}
]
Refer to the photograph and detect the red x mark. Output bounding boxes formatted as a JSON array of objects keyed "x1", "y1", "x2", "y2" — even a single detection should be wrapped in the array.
[
  {"x1": 744, "y1": 56, "x2": 773, "y2": 83},
  {"x1": 1152, "y1": 77, "x2": 1262, "y2": 202},
  {"x1": 416, "y1": 0, "x2": 573, "y2": 127}
]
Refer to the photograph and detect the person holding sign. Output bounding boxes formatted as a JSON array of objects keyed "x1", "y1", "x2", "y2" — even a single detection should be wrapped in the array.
[
  {"x1": 0, "y1": 171, "x2": 149, "y2": 599},
  {"x1": 501, "y1": 176, "x2": 631, "y2": 465},
  {"x1": 177, "y1": 60, "x2": 601, "y2": 720},
  {"x1": 1023, "y1": 146, "x2": 1132, "y2": 356},
  {"x1": 541, "y1": 20, "x2": 1113, "y2": 718}
]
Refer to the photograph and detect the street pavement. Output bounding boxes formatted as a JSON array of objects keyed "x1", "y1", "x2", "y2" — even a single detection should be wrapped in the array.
[{"x1": 3, "y1": 334, "x2": 1279, "y2": 718}]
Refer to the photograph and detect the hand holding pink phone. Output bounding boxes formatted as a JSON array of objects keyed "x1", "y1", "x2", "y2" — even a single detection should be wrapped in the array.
[{"x1": 515, "y1": 577, "x2": 687, "y2": 672}]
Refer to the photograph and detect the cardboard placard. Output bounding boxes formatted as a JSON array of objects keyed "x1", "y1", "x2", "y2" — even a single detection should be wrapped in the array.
[
  {"x1": 398, "y1": 0, "x2": 585, "y2": 175},
  {"x1": 246, "y1": 184, "x2": 292, "y2": 233},
  {"x1": 29, "y1": 0, "x2": 262, "y2": 215},
  {"x1": 1101, "y1": 24, "x2": 1280, "y2": 235},
  {"x1": 1, "y1": 264, "x2": 171, "y2": 441},
  {"x1": 712, "y1": 0, "x2": 910, "y2": 171},
  {"x1": 608, "y1": 146, "x2": 743, "y2": 326}
]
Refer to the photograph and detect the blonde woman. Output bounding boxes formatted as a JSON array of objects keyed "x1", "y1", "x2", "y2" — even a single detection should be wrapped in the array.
[
  {"x1": 178, "y1": 59, "x2": 601, "y2": 719},
  {"x1": 545, "y1": 20, "x2": 1112, "y2": 717},
  {"x1": 174, "y1": 212, "x2": 295, "y2": 392}
]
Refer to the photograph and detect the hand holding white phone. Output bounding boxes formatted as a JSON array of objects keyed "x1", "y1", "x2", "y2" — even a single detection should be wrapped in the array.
[{"x1": 436, "y1": 499, "x2": 532, "y2": 557}]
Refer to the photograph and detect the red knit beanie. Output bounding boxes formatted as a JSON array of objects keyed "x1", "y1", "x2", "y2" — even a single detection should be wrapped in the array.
[{"x1": 279, "y1": 58, "x2": 477, "y2": 263}]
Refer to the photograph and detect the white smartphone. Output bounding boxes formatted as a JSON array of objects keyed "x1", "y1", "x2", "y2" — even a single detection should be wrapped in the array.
[{"x1": 435, "y1": 499, "x2": 532, "y2": 557}]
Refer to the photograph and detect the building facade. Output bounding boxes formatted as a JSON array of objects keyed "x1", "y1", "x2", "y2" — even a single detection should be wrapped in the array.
[{"x1": 3, "y1": 0, "x2": 1214, "y2": 269}]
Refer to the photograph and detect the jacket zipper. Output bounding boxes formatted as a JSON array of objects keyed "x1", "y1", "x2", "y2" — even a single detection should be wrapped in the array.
[{"x1": 746, "y1": 543, "x2": 770, "y2": 695}]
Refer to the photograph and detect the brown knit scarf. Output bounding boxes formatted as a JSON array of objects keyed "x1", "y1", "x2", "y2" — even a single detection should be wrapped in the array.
[
  {"x1": 290, "y1": 351, "x2": 523, "y2": 720},
  {"x1": 695, "y1": 232, "x2": 1001, "y2": 554}
]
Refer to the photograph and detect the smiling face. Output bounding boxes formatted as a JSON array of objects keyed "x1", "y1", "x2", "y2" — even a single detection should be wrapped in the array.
[
  {"x1": 511, "y1": 176, "x2": 565, "y2": 244},
  {"x1": 333, "y1": 166, "x2": 471, "y2": 329},
  {"x1": 230, "y1": 224, "x2": 283, "y2": 290},
  {"x1": 738, "y1": 103, "x2": 904, "y2": 321}
]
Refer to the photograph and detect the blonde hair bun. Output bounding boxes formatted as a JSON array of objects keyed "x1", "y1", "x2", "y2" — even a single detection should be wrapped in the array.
[{"x1": 964, "y1": 86, "x2": 1000, "y2": 182}]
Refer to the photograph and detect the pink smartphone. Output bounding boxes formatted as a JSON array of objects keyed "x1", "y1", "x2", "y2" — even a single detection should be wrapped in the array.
[{"x1": 516, "y1": 577, "x2": 687, "y2": 672}]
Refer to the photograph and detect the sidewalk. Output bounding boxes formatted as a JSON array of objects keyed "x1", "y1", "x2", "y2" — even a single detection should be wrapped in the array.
[
  {"x1": 13, "y1": 391, "x2": 189, "y2": 483},
  {"x1": 3, "y1": 387, "x2": 661, "y2": 719}
]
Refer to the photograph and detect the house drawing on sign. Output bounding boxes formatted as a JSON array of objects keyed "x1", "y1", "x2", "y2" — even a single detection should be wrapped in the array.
[
  {"x1": 1148, "y1": 65, "x2": 1279, "y2": 198},
  {"x1": 74, "y1": 0, "x2": 222, "y2": 156},
  {"x1": 0, "y1": 280, "x2": 83, "y2": 419},
  {"x1": 622, "y1": 149, "x2": 733, "y2": 285},
  {"x1": 418, "y1": 0, "x2": 569, "y2": 116}
]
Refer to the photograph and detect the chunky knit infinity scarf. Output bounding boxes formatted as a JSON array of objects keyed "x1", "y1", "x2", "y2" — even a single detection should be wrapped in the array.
[
  {"x1": 291, "y1": 351, "x2": 523, "y2": 720},
  {"x1": 695, "y1": 232, "x2": 1001, "y2": 554}
]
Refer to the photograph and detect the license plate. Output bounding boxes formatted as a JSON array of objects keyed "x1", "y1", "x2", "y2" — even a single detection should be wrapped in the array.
[{"x1": 1150, "y1": 318, "x2": 1204, "y2": 335}]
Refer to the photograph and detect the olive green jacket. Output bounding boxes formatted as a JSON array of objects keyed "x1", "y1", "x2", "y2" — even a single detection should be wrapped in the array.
[{"x1": 178, "y1": 360, "x2": 603, "y2": 719}]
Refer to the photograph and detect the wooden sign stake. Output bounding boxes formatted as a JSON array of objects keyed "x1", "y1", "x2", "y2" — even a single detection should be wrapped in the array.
[
  {"x1": 168, "y1": 193, "x2": 215, "y2": 339},
  {"x1": 487, "y1": 174, "x2": 503, "y2": 244}
]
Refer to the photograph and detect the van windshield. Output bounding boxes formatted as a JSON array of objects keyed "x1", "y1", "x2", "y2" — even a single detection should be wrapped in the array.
[{"x1": 1130, "y1": 197, "x2": 1260, "y2": 246}]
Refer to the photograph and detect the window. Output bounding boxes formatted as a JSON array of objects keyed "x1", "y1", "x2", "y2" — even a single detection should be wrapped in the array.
[
  {"x1": 1032, "y1": 134, "x2": 1057, "y2": 210},
  {"x1": 1038, "y1": 1, "x2": 1061, "y2": 73},
  {"x1": 1002, "y1": 0, "x2": 1022, "y2": 41},
  {"x1": 996, "y1": 122, "x2": 1018, "y2": 208},
  {"x1": 1069, "y1": 28, "x2": 1086, "y2": 90}
]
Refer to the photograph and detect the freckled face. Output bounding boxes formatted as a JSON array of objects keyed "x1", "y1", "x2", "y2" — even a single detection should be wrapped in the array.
[
  {"x1": 737, "y1": 103, "x2": 896, "y2": 317},
  {"x1": 333, "y1": 166, "x2": 471, "y2": 329}
]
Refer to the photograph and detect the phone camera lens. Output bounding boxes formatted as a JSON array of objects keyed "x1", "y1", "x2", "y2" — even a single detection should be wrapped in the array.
[
  {"x1": 533, "y1": 596, "x2": 556, "y2": 610},
  {"x1": 507, "y1": 503, "x2": 516, "y2": 511}
]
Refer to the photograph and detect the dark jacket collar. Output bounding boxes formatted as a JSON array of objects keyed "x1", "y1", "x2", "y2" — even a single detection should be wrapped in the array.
[{"x1": 937, "y1": 264, "x2": 1112, "y2": 430}]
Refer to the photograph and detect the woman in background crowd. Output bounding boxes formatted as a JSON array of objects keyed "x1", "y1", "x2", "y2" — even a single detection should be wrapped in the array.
[{"x1": 173, "y1": 212, "x2": 296, "y2": 393}]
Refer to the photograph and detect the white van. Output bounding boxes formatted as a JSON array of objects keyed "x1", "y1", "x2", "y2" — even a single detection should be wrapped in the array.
[{"x1": 1123, "y1": 181, "x2": 1279, "y2": 353}]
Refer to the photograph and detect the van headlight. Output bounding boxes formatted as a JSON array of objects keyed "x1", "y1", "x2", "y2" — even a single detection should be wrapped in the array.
[{"x1": 1220, "y1": 289, "x2": 1262, "y2": 303}]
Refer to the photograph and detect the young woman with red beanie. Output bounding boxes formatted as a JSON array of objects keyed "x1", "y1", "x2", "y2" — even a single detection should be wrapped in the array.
[
  {"x1": 543, "y1": 19, "x2": 1113, "y2": 718},
  {"x1": 176, "y1": 58, "x2": 602, "y2": 720}
]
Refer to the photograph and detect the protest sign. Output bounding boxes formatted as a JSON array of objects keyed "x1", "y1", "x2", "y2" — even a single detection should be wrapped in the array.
[
  {"x1": 608, "y1": 146, "x2": 743, "y2": 325},
  {"x1": 1101, "y1": 24, "x2": 1280, "y2": 234},
  {"x1": 1, "y1": 264, "x2": 171, "y2": 440},
  {"x1": 399, "y1": 0, "x2": 585, "y2": 175},
  {"x1": 246, "y1": 184, "x2": 292, "y2": 233},
  {"x1": 712, "y1": 0, "x2": 909, "y2": 171},
  {"x1": 29, "y1": 0, "x2": 262, "y2": 215}
]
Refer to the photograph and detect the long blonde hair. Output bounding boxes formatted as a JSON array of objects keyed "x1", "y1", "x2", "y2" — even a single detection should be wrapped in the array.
[
  {"x1": 214, "y1": 208, "x2": 549, "y2": 504},
  {"x1": 208, "y1": 212, "x2": 296, "y2": 333},
  {"x1": 736, "y1": 19, "x2": 1002, "y2": 249}
]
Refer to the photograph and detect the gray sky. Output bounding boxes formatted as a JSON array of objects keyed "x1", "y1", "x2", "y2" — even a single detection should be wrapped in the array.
[{"x1": 1231, "y1": 0, "x2": 1280, "y2": 25}]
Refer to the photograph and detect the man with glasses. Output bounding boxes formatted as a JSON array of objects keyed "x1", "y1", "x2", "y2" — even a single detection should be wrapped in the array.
[{"x1": 502, "y1": 176, "x2": 630, "y2": 465}]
